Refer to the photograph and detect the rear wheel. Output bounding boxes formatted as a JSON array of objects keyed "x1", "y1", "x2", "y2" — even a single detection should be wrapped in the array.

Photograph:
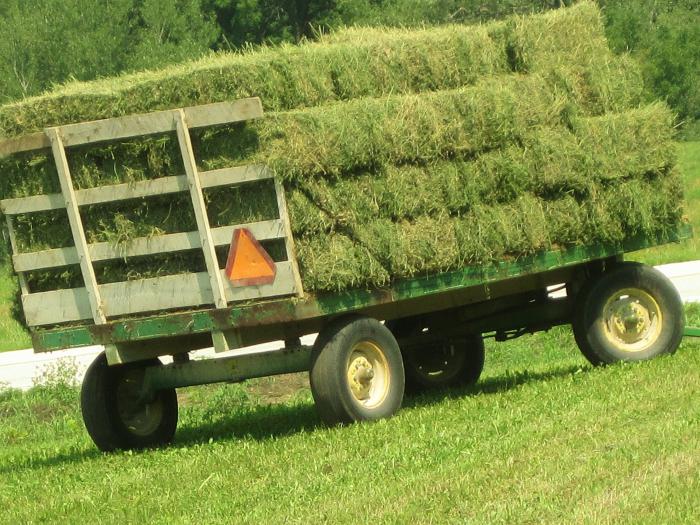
[
  {"x1": 310, "y1": 316, "x2": 405, "y2": 425},
  {"x1": 81, "y1": 353, "x2": 178, "y2": 452},
  {"x1": 573, "y1": 262, "x2": 684, "y2": 365},
  {"x1": 387, "y1": 317, "x2": 484, "y2": 393}
]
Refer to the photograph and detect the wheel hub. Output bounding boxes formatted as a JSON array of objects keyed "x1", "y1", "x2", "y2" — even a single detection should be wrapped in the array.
[
  {"x1": 603, "y1": 288, "x2": 662, "y2": 352},
  {"x1": 346, "y1": 341, "x2": 390, "y2": 408},
  {"x1": 116, "y1": 370, "x2": 164, "y2": 437}
]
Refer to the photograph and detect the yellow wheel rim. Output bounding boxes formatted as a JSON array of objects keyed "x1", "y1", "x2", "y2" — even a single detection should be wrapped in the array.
[
  {"x1": 347, "y1": 340, "x2": 390, "y2": 408},
  {"x1": 601, "y1": 288, "x2": 663, "y2": 353}
]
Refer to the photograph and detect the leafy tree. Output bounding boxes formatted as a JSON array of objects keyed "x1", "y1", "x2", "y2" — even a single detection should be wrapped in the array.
[
  {"x1": 602, "y1": 0, "x2": 699, "y2": 124},
  {"x1": 0, "y1": 0, "x2": 218, "y2": 101},
  {"x1": 126, "y1": 0, "x2": 220, "y2": 70}
]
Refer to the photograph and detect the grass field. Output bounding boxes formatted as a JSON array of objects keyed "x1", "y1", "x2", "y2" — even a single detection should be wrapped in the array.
[{"x1": 1, "y1": 328, "x2": 698, "y2": 524}]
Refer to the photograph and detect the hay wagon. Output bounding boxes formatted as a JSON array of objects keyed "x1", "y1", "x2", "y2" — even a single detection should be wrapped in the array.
[{"x1": 0, "y1": 99, "x2": 690, "y2": 451}]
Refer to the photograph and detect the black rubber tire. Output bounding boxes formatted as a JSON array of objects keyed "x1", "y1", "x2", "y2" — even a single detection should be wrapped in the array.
[
  {"x1": 386, "y1": 317, "x2": 485, "y2": 393},
  {"x1": 80, "y1": 353, "x2": 178, "y2": 452},
  {"x1": 310, "y1": 316, "x2": 405, "y2": 425},
  {"x1": 572, "y1": 262, "x2": 684, "y2": 365}
]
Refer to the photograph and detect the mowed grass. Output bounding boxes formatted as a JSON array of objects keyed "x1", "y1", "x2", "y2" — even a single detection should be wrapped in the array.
[
  {"x1": 633, "y1": 141, "x2": 700, "y2": 266},
  {"x1": 1, "y1": 329, "x2": 698, "y2": 524}
]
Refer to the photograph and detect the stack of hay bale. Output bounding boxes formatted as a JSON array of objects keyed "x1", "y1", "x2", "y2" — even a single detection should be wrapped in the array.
[{"x1": 0, "y1": 1, "x2": 683, "y2": 298}]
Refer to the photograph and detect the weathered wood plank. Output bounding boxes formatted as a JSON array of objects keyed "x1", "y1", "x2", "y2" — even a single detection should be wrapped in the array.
[
  {"x1": 48, "y1": 127, "x2": 107, "y2": 324},
  {"x1": 210, "y1": 219, "x2": 284, "y2": 246},
  {"x1": 12, "y1": 219, "x2": 285, "y2": 272},
  {"x1": 78, "y1": 175, "x2": 189, "y2": 206},
  {"x1": 274, "y1": 177, "x2": 304, "y2": 297},
  {"x1": 175, "y1": 109, "x2": 227, "y2": 309},
  {"x1": 13, "y1": 246, "x2": 79, "y2": 271},
  {"x1": 0, "y1": 193, "x2": 64, "y2": 215},
  {"x1": 23, "y1": 261, "x2": 297, "y2": 326},
  {"x1": 200, "y1": 165, "x2": 272, "y2": 188},
  {"x1": 58, "y1": 99, "x2": 263, "y2": 148},
  {"x1": 184, "y1": 98, "x2": 263, "y2": 128},
  {"x1": 0, "y1": 132, "x2": 50, "y2": 158},
  {"x1": 221, "y1": 262, "x2": 296, "y2": 303},
  {"x1": 1, "y1": 165, "x2": 271, "y2": 215},
  {"x1": 60, "y1": 110, "x2": 177, "y2": 147}
]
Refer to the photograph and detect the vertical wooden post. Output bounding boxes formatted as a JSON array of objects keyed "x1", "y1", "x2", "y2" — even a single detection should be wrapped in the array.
[
  {"x1": 4, "y1": 215, "x2": 30, "y2": 296},
  {"x1": 47, "y1": 127, "x2": 107, "y2": 324},
  {"x1": 175, "y1": 110, "x2": 228, "y2": 309},
  {"x1": 273, "y1": 177, "x2": 304, "y2": 298}
]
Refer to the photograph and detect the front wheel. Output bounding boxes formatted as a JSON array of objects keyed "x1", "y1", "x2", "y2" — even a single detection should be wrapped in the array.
[
  {"x1": 310, "y1": 316, "x2": 405, "y2": 425},
  {"x1": 81, "y1": 353, "x2": 178, "y2": 452},
  {"x1": 572, "y1": 262, "x2": 684, "y2": 365}
]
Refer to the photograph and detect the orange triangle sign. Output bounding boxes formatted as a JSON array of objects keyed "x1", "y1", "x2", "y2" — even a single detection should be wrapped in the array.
[{"x1": 225, "y1": 228, "x2": 277, "y2": 287}]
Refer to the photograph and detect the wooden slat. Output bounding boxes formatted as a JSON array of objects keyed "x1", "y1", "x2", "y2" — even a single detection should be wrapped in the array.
[
  {"x1": 210, "y1": 219, "x2": 284, "y2": 246},
  {"x1": 200, "y1": 165, "x2": 272, "y2": 188},
  {"x1": 22, "y1": 261, "x2": 297, "y2": 326},
  {"x1": 0, "y1": 132, "x2": 50, "y2": 158},
  {"x1": 48, "y1": 128, "x2": 107, "y2": 324},
  {"x1": 1, "y1": 193, "x2": 64, "y2": 215},
  {"x1": 221, "y1": 262, "x2": 297, "y2": 303},
  {"x1": 60, "y1": 110, "x2": 177, "y2": 148},
  {"x1": 77, "y1": 175, "x2": 188, "y2": 206},
  {"x1": 12, "y1": 219, "x2": 285, "y2": 272},
  {"x1": 274, "y1": 177, "x2": 304, "y2": 297},
  {"x1": 184, "y1": 99, "x2": 263, "y2": 129},
  {"x1": 13, "y1": 245, "x2": 79, "y2": 270},
  {"x1": 58, "y1": 99, "x2": 263, "y2": 148},
  {"x1": 1, "y1": 165, "x2": 271, "y2": 215},
  {"x1": 0, "y1": 99, "x2": 262, "y2": 157},
  {"x1": 175, "y1": 109, "x2": 227, "y2": 309}
]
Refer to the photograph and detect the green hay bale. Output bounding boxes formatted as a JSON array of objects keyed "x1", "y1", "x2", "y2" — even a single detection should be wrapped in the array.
[
  {"x1": 507, "y1": 1, "x2": 606, "y2": 73},
  {"x1": 286, "y1": 187, "x2": 335, "y2": 236},
  {"x1": 571, "y1": 102, "x2": 676, "y2": 180},
  {"x1": 0, "y1": 2, "x2": 632, "y2": 140},
  {"x1": 311, "y1": 175, "x2": 683, "y2": 291},
  {"x1": 295, "y1": 233, "x2": 390, "y2": 292},
  {"x1": 545, "y1": 54, "x2": 645, "y2": 116},
  {"x1": 354, "y1": 214, "x2": 461, "y2": 278},
  {"x1": 507, "y1": 1, "x2": 644, "y2": 115},
  {"x1": 0, "y1": 22, "x2": 508, "y2": 138},
  {"x1": 255, "y1": 72, "x2": 568, "y2": 181},
  {"x1": 285, "y1": 104, "x2": 677, "y2": 236},
  {"x1": 0, "y1": 149, "x2": 60, "y2": 200}
]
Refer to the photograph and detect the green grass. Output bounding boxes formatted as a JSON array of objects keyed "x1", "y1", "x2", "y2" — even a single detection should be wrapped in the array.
[
  {"x1": 632, "y1": 141, "x2": 700, "y2": 265},
  {"x1": 1, "y1": 329, "x2": 699, "y2": 524},
  {"x1": 0, "y1": 264, "x2": 30, "y2": 351}
]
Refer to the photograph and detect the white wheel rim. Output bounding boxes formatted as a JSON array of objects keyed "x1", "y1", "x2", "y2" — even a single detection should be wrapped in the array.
[{"x1": 346, "y1": 340, "x2": 390, "y2": 409}]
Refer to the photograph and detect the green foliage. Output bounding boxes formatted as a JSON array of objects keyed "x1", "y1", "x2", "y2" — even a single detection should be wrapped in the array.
[
  {"x1": 0, "y1": 0, "x2": 218, "y2": 102},
  {"x1": 602, "y1": 1, "x2": 700, "y2": 126}
]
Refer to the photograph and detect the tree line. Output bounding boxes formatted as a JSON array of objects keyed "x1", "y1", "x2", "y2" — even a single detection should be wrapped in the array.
[{"x1": 0, "y1": 0, "x2": 697, "y2": 128}]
